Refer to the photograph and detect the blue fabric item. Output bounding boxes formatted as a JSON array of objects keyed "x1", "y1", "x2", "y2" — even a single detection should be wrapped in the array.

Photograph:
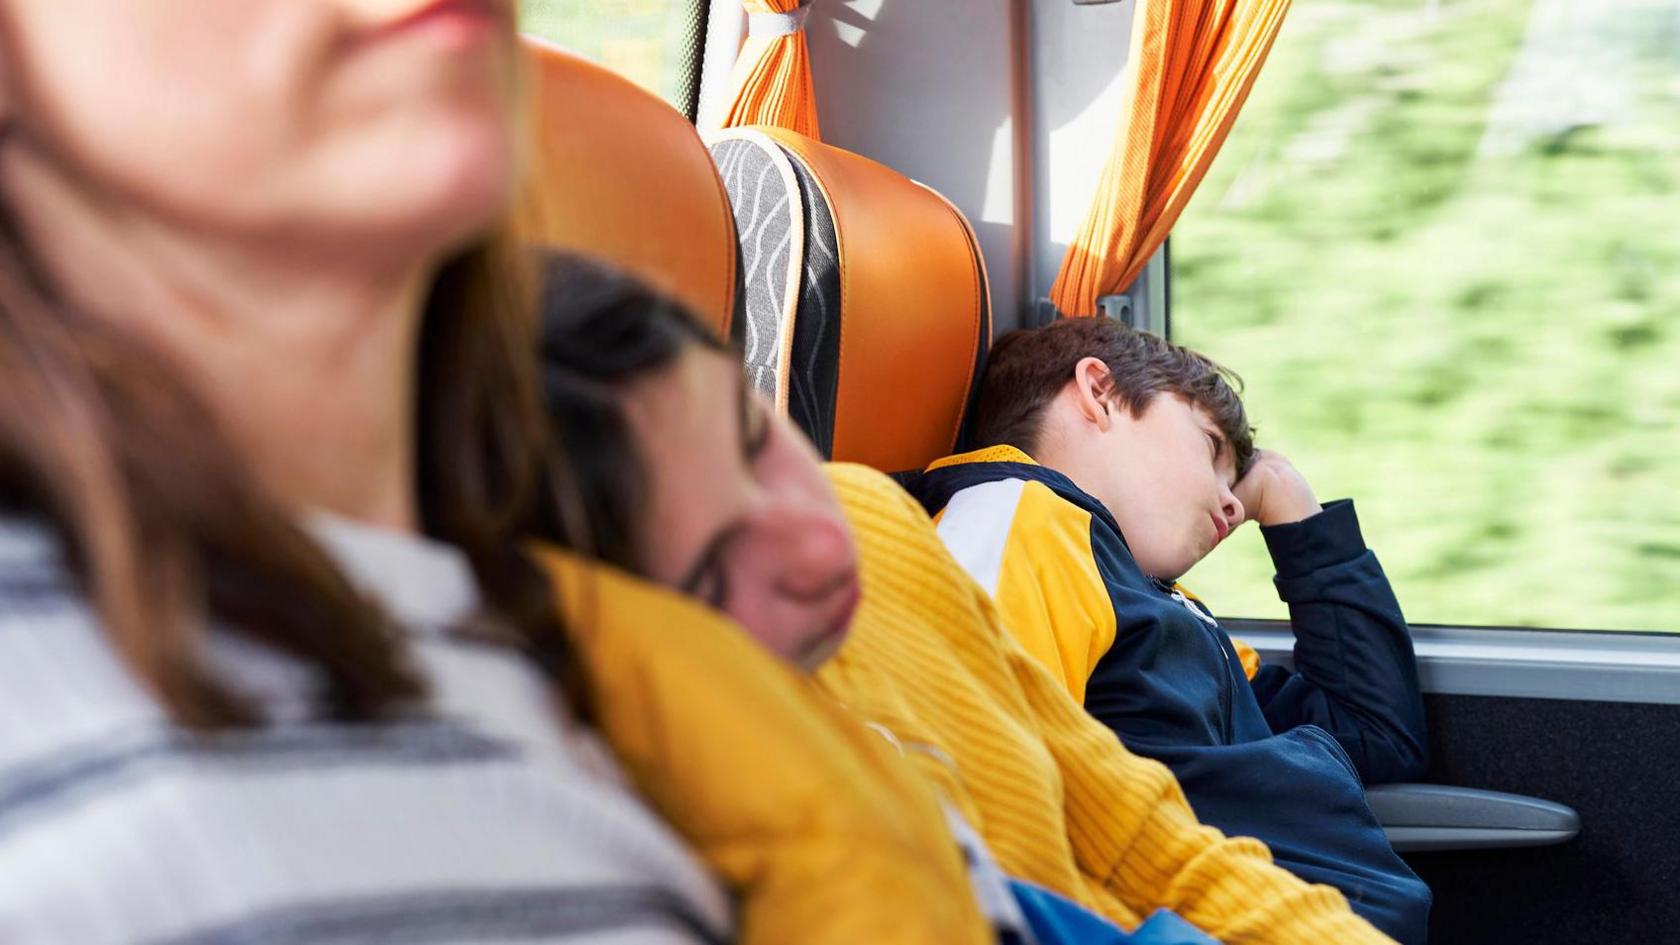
[
  {"x1": 913, "y1": 461, "x2": 1433, "y2": 945},
  {"x1": 1128, "y1": 910, "x2": 1223, "y2": 945},
  {"x1": 1008, "y1": 881, "x2": 1217, "y2": 945}
]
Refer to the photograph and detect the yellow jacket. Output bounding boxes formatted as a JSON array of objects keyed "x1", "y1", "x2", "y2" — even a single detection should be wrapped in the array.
[
  {"x1": 815, "y1": 463, "x2": 1394, "y2": 944},
  {"x1": 535, "y1": 546, "x2": 993, "y2": 945},
  {"x1": 923, "y1": 445, "x2": 1262, "y2": 701}
]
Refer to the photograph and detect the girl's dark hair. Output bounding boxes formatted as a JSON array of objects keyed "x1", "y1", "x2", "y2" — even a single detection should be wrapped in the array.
[
  {"x1": 528, "y1": 253, "x2": 726, "y2": 574},
  {"x1": 0, "y1": 200, "x2": 578, "y2": 728}
]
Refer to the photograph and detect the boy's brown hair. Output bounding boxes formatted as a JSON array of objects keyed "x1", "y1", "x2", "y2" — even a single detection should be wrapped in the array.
[{"x1": 970, "y1": 318, "x2": 1256, "y2": 475}]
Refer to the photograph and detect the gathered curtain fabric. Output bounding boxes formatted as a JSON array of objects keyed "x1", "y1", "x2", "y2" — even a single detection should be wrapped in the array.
[
  {"x1": 720, "y1": 0, "x2": 821, "y2": 139},
  {"x1": 1050, "y1": 0, "x2": 1291, "y2": 317}
]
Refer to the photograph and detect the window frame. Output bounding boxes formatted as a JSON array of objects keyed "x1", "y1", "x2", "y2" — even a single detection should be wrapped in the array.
[
  {"x1": 678, "y1": 0, "x2": 711, "y2": 122},
  {"x1": 1228, "y1": 618, "x2": 1680, "y2": 703}
]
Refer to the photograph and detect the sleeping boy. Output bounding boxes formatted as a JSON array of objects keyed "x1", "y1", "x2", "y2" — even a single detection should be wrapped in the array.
[{"x1": 909, "y1": 317, "x2": 1432, "y2": 943}]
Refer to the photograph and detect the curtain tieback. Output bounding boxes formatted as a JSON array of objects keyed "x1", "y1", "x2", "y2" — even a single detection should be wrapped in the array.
[{"x1": 747, "y1": 0, "x2": 814, "y2": 38}]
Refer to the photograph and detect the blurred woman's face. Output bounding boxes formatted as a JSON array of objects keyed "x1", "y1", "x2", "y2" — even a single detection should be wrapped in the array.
[{"x1": 0, "y1": 0, "x2": 518, "y2": 264}]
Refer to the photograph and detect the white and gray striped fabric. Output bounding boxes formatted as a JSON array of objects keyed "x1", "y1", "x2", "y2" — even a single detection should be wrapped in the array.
[{"x1": 0, "y1": 516, "x2": 732, "y2": 945}]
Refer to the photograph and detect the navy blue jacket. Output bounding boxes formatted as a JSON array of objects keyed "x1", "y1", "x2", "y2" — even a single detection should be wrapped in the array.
[{"x1": 911, "y1": 452, "x2": 1432, "y2": 944}]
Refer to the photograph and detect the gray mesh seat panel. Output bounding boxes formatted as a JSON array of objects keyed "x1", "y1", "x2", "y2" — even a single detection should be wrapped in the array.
[{"x1": 710, "y1": 134, "x2": 844, "y2": 457}]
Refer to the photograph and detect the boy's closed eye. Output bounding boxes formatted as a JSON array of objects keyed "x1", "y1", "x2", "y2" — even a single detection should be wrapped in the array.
[{"x1": 1205, "y1": 430, "x2": 1238, "y2": 490}]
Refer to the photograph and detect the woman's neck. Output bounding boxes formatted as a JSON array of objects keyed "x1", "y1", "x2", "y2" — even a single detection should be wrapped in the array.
[
  {"x1": 8, "y1": 150, "x2": 429, "y2": 532},
  {"x1": 186, "y1": 264, "x2": 428, "y2": 533}
]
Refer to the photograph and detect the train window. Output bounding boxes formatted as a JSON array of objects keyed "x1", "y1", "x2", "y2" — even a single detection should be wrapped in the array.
[
  {"x1": 1171, "y1": 0, "x2": 1680, "y2": 633},
  {"x1": 519, "y1": 0, "x2": 709, "y2": 119}
]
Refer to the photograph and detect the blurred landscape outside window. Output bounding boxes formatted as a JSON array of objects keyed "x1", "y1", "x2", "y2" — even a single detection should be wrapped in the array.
[
  {"x1": 1174, "y1": 0, "x2": 1680, "y2": 632},
  {"x1": 519, "y1": 0, "x2": 707, "y2": 116}
]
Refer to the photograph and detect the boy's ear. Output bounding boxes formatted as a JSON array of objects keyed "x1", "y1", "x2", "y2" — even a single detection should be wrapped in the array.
[{"x1": 1071, "y1": 356, "x2": 1114, "y2": 430}]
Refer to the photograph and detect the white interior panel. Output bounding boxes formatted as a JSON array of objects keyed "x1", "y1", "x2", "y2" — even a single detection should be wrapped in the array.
[{"x1": 1029, "y1": 1, "x2": 1137, "y2": 306}]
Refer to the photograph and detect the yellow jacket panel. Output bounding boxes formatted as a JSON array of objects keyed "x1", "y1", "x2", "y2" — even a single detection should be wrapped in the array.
[{"x1": 536, "y1": 547, "x2": 992, "y2": 945}]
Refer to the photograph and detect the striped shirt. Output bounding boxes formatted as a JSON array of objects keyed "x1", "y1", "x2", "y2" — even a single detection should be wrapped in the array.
[{"x1": 0, "y1": 515, "x2": 732, "y2": 945}]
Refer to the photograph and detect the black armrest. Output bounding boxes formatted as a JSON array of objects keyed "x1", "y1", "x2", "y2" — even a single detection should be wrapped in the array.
[{"x1": 1367, "y1": 783, "x2": 1581, "y2": 853}]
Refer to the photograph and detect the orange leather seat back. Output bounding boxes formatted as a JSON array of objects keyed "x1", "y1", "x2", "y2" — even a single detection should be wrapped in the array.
[
  {"x1": 518, "y1": 39, "x2": 739, "y2": 338},
  {"x1": 708, "y1": 127, "x2": 990, "y2": 473}
]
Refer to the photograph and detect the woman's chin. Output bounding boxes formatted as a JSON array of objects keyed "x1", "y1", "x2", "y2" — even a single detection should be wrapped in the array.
[
  {"x1": 397, "y1": 128, "x2": 516, "y2": 240},
  {"x1": 304, "y1": 137, "x2": 516, "y2": 264},
  {"x1": 419, "y1": 161, "x2": 515, "y2": 250}
]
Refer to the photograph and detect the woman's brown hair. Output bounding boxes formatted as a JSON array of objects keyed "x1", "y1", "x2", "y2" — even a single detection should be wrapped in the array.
[{"x1": 0, "y1": 205, "x2": 575, "y2": 729}]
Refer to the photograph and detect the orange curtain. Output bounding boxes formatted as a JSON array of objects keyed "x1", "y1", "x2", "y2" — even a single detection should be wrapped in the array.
[
  {"x1": 1050, "y1": 0, "x2": 1290, "y2": 317},
  {"x1": 720, "y1": 0, "x2": 821, "y2": 139}
]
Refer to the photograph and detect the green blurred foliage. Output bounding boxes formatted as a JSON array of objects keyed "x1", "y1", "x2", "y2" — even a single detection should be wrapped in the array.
[
  {"x1": 518, "y1": 0, "x2": 699, "y2": 107},
  {"x1": 1174, "y1": 0, "x2": 1680, "y2": 632}
]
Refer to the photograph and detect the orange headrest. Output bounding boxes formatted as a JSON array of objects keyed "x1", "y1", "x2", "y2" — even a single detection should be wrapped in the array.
[
  {"x1": 517, "y1": 39, "x2": 738, "y2": 338},
  {"x1": 707, "y1": 127, "x2": 990, "y2": 473}
]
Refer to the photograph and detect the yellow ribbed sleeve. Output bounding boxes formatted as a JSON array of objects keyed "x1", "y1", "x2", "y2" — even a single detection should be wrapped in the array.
[
  {"x1": 817, "y1": 463, "x2": 1395, "y2": 944},
  {"x1": 535, "y1": 547, "x2": 992, "y2": 945}
]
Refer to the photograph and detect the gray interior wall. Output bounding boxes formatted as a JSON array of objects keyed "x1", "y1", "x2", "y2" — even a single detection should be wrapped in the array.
[
  {"x1": 801, "y1": 0, "x2": 1026, "y2": 332},
  {"x1": 1028, "y1": 1, "x2": 1139, "y2": 318}
]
